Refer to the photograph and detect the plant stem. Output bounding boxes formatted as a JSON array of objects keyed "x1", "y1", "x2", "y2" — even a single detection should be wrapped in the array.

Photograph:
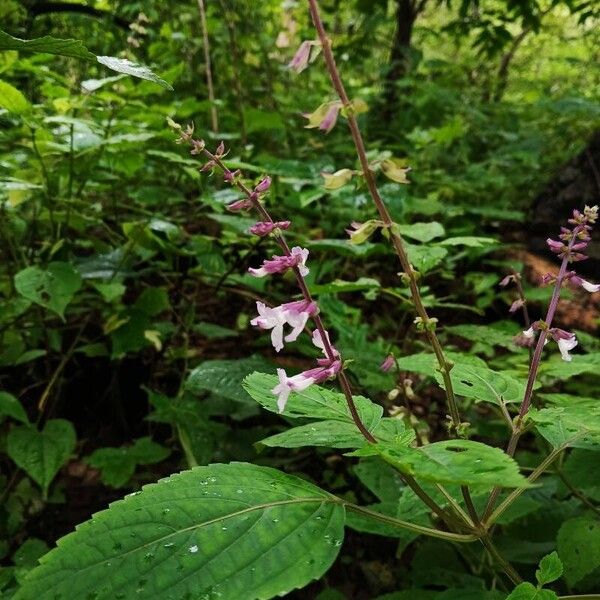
[
  {"x1": 479, "y1": 532, "x2": 523, "y2": 585},
  {"x1": 483, "y1": 236, "x2": 576, "y2": 521},
  {"x1": 196, "y1": 0, "x2": 219, "y2": 133},
  {"x1": 202, "y1": 148, "x2": 376, "y2": 443},
  {"x1": 344, "y1": 502, "x2": 478, "y2": 542},
  {"x1": 486, "y1": 445, "x2": 565, "y2": 526},
  {"x1": 306, "y1": 0, "x2": 461, "y2": 432}
]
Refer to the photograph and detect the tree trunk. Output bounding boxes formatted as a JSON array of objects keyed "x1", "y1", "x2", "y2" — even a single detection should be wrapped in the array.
[{"x1": 381, "y1": 0, "x2": 418, "y2": 121}]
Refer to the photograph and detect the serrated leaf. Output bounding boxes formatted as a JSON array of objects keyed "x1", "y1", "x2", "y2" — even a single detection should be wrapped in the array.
[
  {"x1": 536, "y1": 551, "x2": 563, "y2": 586},
  {"x1": 14, "y1": 262, "x2": 82, "y2": 319},
  {"x1": 96, "y1": 56, "x2": 173, "y2": 90},
  {"x1": 0, "y1": 29, "x2": 95, "y2": 60},
  {"x1": 187, "y1": 357, "x2": 275, "y2": 404},
  {"x1": 437, "y1": 364, "x2": 526, "y2": 405},
  {"x1": 0, "y1": 391, "x2": 29, "y2": 424},
  {"x1": 369, "y1": 439, "x2": 530, "y2": 488},
  {"x1": 505, "y1": 582, "x2": 558, "y2": 600},
  {"x1": 15, "y1": 463, "x2": 345, "y2": 600},
  {"x1": 395, "y1": 222, "x2": 445, "y2": 243},
  {"x1": 557, "y1": 517, "x2": 600, "y2": 586},
  {"x1": 86, "y1": 438, "x2": 170, "y2": 488},
  {"x1": 405, "y1": 243, "x2": 448, "y2": 273},
  {"x1": 243, "y1": 372, "x2": 382, "y2": 424},
  {"x1": 529, "y1": 395, "x2": 600, "y2": 450},
  {"x1": 7, "y1": 419, "x2": 76, "y2": 496},
  {"x1": 0, "y1": 79, "x2": 30, "y2": 114}
]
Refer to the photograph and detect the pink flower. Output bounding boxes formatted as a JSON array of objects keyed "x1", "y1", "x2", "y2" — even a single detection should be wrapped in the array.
[
  {"x1": 288, "y1": 40, "x2": 316, "y2": 73},
  {"x1": 509, "y1": 299, "x2": 525, "y2": 313},
  {"x1": 312, "y1": 329, "x2": 339, "y2": 358},
  {"x1": 223, "y1": 169, "x2": 241, "y2": 183},
  {"x1": 248, "y1": 246, "x2": 309, "y2": 278},
  {"x1": 250, "y1": 300, "x2": 318, "y2": 352},
  {"x1": 380, "y1": 355, "x2": 395, "y2": 372},
  {"x1": 272, "y1": 359, "x2": 342, "y2": 413},
  {"x1": 227, "y1": 198, "x2": 253, "y2": 212},
  {"x1": 249, "y1": 221, "x2": 290, "y2": 237},
  {"x1": 254, "y1": 177, "x2": 272, "y2": 193},
  {"x1": 569, "y1": 274, "x2": 600, "y2": 293},
  {"x1": 319, "y1": 103, "x2": 341, "y2": 133},
  {"x1": 546, "y1": 238, "x2": 564, "y2": 254}
]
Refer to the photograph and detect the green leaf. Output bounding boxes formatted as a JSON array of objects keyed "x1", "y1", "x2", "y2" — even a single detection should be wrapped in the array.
[
  {"x1": 437, "y1": 364, "x2": 526, "y2": 405},
  {"x1": 243, "y1": 372, "x2": 382, "y2": 424},
  {"x1": 0, "y1": 79, "x2": 30, "y2": 114},
  {"x1": 395, "y1": 222, "x2": 445, "y2": 243},
  {"x1": 86, "y1": 438, "x2": 170, "y2": 488},
  {"x1": 0, "y1": 29, "x2": 95, "y2": 60},
  {"x1": 14, "y1": 262, "x2": 82, "y2": 319},
  {"x1": 439, "y1": 237, "x2": 497, "y2": 247},
  {"x1": 96, "y1": 56, "x2": 173, "y2": 90},
  {"x1": 15, "y1": 463, "x2": 345, "y2": 600},
  {"x1": 0, "y1": 391, "x2": 28, "y2": 424},
  {"x1": 505, "y1": 582, "x2": 558, "y2": 600},
  {"x1": 366, "y1": 439, "x2": 530, "y2": 488},
  {"x1": 529, "y1": 395, "x2": 600, "y2": 450},
  {"x1": 187, "y1": 357, "x2": 275, "y2": 404},
  {"x1": 405, "y1": 243, "x2": 448, "y2": 273},
  {"x1": 258, "y1": 417, "x2": 407, "y2": 450},
  {"x1": 557, "y1": 517, "x2": 600, "y2": 586},
  {"x1": 7, "y1": 419, "x2": 76, "y2": 496},
  {"x1": 536, "y1": 551, "x2": 563, "y2": 586}
]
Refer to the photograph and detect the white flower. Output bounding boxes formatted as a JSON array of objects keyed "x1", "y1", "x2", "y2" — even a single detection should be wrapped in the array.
[
  {"x1": 271, "y1": 368, "x2": 315, "y2": 413},
  {"x1": 522, "y1": 327, "x2": 535, "y2": 339},
  {"x1": 581, "y1": 280, "x2": 600, "y2": 293},
  {"x1": 250, "y1": 303, "x2": 287, "y2": 352},
  {"x1": 557, "y1": 336, "x2": 578, "y2": 362}
]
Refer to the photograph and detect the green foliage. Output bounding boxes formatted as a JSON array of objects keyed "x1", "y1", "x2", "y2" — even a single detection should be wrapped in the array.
[
  {"x1": 557, "y1": 517, "x2": 600, "y2": 586},
  {"x1": 15, "y1": 463, "x2": 346, "y2": 600},
  {"x1": 7, "y1": 420, "x2": 76, "y2": 497}
]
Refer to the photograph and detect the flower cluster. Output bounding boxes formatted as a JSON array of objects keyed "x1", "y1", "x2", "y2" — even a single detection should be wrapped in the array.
[
  {"x1": 168, "y1": 118, "x2": 347, "y2": 414},
  {"x1": 519, "y1": 205, "x2": 598, "y2": 361}
]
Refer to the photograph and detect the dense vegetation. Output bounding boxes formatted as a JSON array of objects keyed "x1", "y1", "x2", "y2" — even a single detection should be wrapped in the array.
[{"x1": 1, "y1": 0, "x2": 599, "y2": 598}]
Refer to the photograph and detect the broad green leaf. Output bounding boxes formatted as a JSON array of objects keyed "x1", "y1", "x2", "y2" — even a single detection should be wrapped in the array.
[
  {"x1": 243, "y1": 372, "x2": 382, "y2": 424},
  {"x1": 0, "y1": 391, "x2": 28, "y2": 424},
  {"x1": 529, "y1": 395, "x2": 600, "y2": 450},
  {"x1": 365, "y1": 439, "x2": 530, "y2": 488},
  {"x1": 0, "y1": 29, "x2": 95, "y2": 60},
  {"x1": 187, "y1": 357, "x2": 275, "y2": 404},
  {"x1": 13, "y1": 538, "x2": 49, "y2": 585},
  {"x1": 311, "y1": 277, "x2": 380, "y2": 295},
  {"x1": 395, "y1": 222, "x2": 445, "y2": 243},
  {"x1": 86, "y1": 438, "x2": 170, "y2": 488},
  {"x1": 96, "y1": 56, "x2": 173, "y2": 90},
  {"x1": 0, "y1": 80, "x2": 30, "y2": 114},
  {"x1": 540, "y1": 353, "x2": 600, "y2": 381},
  {"x1": 437, "y1": 364, "x2": 526, "y2": 405},
  {"x1": 7, "y1": 419, "x2": 76, "y2": 496},
  {"x1": 15, "y1": 463, "x2": 346, "y2": 600},
  {"x1": 505, "y1": 583, "x2": 558, "y2": 600},
  {"x1": 439, "y1": 237, "x2": 497, "y2": 247},
  {"x1": 0, "y1": 31, "x2": 172, "y2": 89},
  {"x1": 405, "y1": 243, "x2": 448, "y2": 273},
  {"x1": 395, "y1": 352, "x2": 487, "y2": 377},
  {"x1": 536, "y1": 551, "x2": 563, "y2": 586},
  {"x1": 258, "y1": 418, "x2": 409, "y2": 449},
  {"x1": 557, "y1": 517, "x2": 600, "y2": 586},
  {"x1": 14, "y1": 262, "x2": 82, "y2": 319}
]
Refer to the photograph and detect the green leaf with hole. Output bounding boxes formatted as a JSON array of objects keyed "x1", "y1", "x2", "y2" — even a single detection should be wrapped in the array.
[
  {"x1": 243, "y1": 372, "x2": 382, "y2": 424},
  {"x1": 363, "y1": 439, "x2": 530, "y2": 488},
  {"x1": 0, "y1": 80, "x2": 30, "y2": 114},
  {"x1": 14, "y1": 262, "x2": 82, "y2": 319},
  {"x1": 437, "y1": 364, "x2": 526, "y2": 405},
  {"x1": 15, "y1": 463, "x2": 345, "y2": 600},
  {"x1": 7, "y1": 419, "x2": 76, "y2": 497},
  {"x1": 557, "y1": 517, "x2": 600, "y2": 586},
  {"x1": 529, "y1": 395, "x2": 600, "y2": 450}
]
